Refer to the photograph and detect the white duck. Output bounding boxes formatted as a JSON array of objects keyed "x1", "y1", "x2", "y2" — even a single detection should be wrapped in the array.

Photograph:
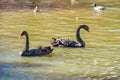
[
  {"x1": 33, "y1": 5, "x2": 39, "y2": 15},
  {"x1": 92, "y1": 3, "x2": 105, "y2": 12}
]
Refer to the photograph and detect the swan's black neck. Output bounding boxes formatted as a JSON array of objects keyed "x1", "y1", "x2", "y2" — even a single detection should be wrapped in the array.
[
  {"x1": 24, "y1": 33, "x2": 29, "y2": 51},
  {"x1": 76, "y1": 26, "x2": 85, "y2": 47}
]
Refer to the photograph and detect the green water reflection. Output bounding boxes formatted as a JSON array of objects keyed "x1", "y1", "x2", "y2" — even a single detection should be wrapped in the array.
[{"x1": 0, "y1": 7, "x2": 120, "y2": 79}]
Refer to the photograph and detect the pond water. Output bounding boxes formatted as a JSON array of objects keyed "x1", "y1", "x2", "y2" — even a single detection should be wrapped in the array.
[{"x1": 0, "y1": 7, "x2": 120, "y2": 80}]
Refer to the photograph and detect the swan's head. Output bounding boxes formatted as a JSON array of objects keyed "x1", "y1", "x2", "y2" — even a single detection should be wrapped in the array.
[
  {"x1": 80, "y1": 25, "x2": 90, "y2": 32},
  {"x1": 92, "y1": 3, "x2": 96, "y2": 7},
  {"x1": 19, "y1": 31, "x2": 28, "y2": 38}
]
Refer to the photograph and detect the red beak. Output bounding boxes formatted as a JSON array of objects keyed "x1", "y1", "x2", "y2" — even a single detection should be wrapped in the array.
[
  {"x1": 19, "y1": 34, "x2": 22, "y2": 38},
  {"x1": 87, "y1": 29, "x2": 90, "y2": 32}
]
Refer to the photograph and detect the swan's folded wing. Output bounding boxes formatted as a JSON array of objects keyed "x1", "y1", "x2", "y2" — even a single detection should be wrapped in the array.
[{"x1": 58, "y1": 38, "x2": 72, "y2": 46}]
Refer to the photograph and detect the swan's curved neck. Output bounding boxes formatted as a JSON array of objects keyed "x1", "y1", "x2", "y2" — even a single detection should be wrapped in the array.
[
  {"x1": 25, "y1": 33, "x2": 29, "y2": 51},
  {"x1": 76, "y1": 27, "x2": 85, "y2": 47}
]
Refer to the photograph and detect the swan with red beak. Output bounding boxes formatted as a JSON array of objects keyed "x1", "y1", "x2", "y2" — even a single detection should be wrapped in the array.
[
  {"x1": 19, "y1": 31, "x2": 53, "y2": 56},
  {"x1": 50, "y1": 24, "x2": 89, "y2": 47}
]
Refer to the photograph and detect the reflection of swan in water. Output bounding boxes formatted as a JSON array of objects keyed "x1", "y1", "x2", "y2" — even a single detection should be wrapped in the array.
[
  {"x1": 19, "y1": 31, "x2": 53, "y2": 56},
  {"x1": 92, "y1": 3, "x2": 105, "y2": 12},
  {"x1": 50, "y1": 25, "x2": 89, "y2": 47}
]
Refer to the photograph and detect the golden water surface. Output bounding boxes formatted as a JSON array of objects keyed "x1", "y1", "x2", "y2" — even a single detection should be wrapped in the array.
[{"x1": 0, "y1": 6, "x2": 120, "y2": 80}]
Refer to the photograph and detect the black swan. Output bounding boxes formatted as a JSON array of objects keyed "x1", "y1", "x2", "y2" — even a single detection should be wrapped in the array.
[
  {"x1": 50, "y1": 25, "x2": 89, "y2": 47},
  {"x1": 19, "y1": 31, "x2": 53, "y2": 56}
]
